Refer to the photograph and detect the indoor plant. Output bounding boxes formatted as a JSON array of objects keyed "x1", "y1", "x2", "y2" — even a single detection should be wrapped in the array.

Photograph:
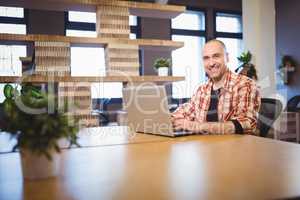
[
  {"x1": 237, "y1": 50, "x2": 252, "y2": 66},
  {"x1": 278, "y1": 55, "x2": 297, "y2": 84},
  {"x1": 0, "y1": 83, "x2": 79, "y2": 179},
  {"x1": 153, "y1": 57, "x2": 171, "y2": 76},
  {"x1": 236, "y1": 51, "x2": 258, "y2": 80}
]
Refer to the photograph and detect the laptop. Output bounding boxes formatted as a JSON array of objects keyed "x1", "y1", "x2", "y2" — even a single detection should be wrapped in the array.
[{"x1": 122, "y1": 85, "x2": 194, "y2": 137}]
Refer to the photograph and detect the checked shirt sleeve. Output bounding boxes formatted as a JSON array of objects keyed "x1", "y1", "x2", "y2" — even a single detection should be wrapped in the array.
[
  {"x1": 171, "y1": 88, "x2": 202, "y2": 121},
  {"x1": 230, "y1": 81, "x2": 261, "y2": 135}
]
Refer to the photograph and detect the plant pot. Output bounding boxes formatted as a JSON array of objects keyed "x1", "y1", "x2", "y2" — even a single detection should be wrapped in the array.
[
  {"x1": 157, "y1": 67, "x2": 169, "y2": 76},
  {"x1": 20, "y1": 149, "x2": 61, "y2": 180}
]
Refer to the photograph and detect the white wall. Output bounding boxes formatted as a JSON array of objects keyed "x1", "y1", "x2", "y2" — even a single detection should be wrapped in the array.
[{"x1": 242, "y1": 0, "x2": 277, "y2": 98}]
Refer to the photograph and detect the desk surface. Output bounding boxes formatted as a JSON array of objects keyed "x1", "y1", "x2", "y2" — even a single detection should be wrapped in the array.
[
  {"x1": 1, "y1": 129, "x2": 300, "y2": 200},
  {"x1": 0, "y1": 126, "x2": 172, "y2": 152}
]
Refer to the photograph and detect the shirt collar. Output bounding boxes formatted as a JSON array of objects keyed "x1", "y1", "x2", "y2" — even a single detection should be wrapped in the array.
[{"x1": 206, "y1": 69, "x2": 234, "y2": 93}]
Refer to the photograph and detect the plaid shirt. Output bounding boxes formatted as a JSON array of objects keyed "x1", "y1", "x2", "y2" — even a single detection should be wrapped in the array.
[{"x1": 172, "y1": 70, "x2": 261, "y2": 134}]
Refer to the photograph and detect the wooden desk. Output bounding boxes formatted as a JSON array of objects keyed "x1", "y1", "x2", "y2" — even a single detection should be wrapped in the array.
[
  {"x1": 1, "y1": 132, "x2": 300, "y2": 200},
  {"x1": 0, "y1": 126, "x2": 172, "y2": 152}
]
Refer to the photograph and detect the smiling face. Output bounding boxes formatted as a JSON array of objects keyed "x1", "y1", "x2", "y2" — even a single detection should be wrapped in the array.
[{"x1": 202, "y1": 40, "x2": 229, "y2": 82}]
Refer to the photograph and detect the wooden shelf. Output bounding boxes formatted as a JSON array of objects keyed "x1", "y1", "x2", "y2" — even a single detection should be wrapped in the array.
[
  {"x1": 0, "y1": 0, "x2": 186, "y2": 128},
  {"x1": 0, "y1": 0, "x2": 185, "y2": 19},
  {"x1": 0, "y1": 33, "x2": 184, "y2": 51},
  {"x1": 0, "y1": 75, "x2": 185, "y2": 83}
]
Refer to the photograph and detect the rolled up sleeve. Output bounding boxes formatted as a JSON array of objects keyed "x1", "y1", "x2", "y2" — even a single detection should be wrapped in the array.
[
  {"x1": 171, "y1": 91, "x2": 200, "y2": 121},
  {"x1": 231, "y1": 82, "x2": 261, "y2": 135}
]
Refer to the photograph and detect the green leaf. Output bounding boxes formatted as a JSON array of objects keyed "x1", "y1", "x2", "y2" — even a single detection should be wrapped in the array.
[
  {"x1": 237, "y1": 51, "x2": 252, "y2": 64},
  {"x1": 4, "y1": 84, "x2": 14, "y2": 99},
  {"x1": 153, "y1": 57, "x2": 171, "y2": 69}
]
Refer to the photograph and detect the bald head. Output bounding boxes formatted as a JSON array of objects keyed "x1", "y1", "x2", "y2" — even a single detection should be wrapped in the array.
[{"x1": 205, "y1": 39, "x2": 227, "y2": 53}]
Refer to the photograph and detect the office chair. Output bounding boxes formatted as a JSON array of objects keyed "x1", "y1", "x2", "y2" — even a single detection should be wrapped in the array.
[
  {"x1": 92, "y1": 98, "x2": 110, "y2": 125},
  {"x1": 257, "y1": 98, "x2": 283, "y2": 137},
  {"x1": 286, "y1": 95, "x2": 300, "y2": 112},
  {"x1": 272, "y1": 95, "x2": 300, "y2": 142},
  {"x1": 169, "y1": 98, "x2": 190, "y2": 112}
]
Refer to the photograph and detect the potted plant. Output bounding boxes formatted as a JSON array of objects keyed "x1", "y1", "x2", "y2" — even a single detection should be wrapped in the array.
[
  {"x1": 153, "y1": 57, "x2": 171, "y2": 76},
  {"x1": 236, "y1": 51, "x2": 258, "y2": 80},
  {"x1": 237, "y1": 51, "x2": 252, "y2": 66},
  {"x1": 0, "y1": 83, "x2": 79, "y2": 180},
  {"x1": 278, "y1": 55, "x2": 297, "y2": 84}
]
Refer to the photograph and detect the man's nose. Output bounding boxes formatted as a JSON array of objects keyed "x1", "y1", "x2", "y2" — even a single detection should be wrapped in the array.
[{"x1": 208, "y1": 58, "x2": 215, "y2": 66}]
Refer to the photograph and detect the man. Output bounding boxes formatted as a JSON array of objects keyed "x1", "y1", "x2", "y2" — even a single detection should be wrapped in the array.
[{"x1": 172, "y1": 39, "x2": 261, "y2": 135}]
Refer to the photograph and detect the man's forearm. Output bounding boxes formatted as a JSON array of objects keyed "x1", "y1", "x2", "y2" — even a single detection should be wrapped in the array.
[
  {"x1": 196, "y1": 121, "x2": 236, "y2": 134},
  {"x1": 173, "y1": 119, "x2": 237, "y2": 134}
]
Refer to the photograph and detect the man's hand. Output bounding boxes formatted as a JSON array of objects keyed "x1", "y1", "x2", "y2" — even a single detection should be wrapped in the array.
[
  {"x1": 171, "y1": 117, "x2": 236, "y2": 134},
  {"x1": 171, "y1": 118, "x2": 203, "y2": 133}
]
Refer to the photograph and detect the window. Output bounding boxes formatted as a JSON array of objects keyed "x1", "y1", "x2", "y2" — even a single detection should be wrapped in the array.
[
  {"x1": 0, "y1": 6, "x2": 24, "y2": 18},
  {"x1": 172, "y1": 10, "x2": 205, "y2": 31},
  {"x1": 0, "y1": 6, "x2": 26, "y2": 76},
  {"x1": 0, "y1": 6, "x2": 27, "y2": 102},
  {"x1": 65, "y1": 11, "x2": 97, "y2": 37},
  {"x1": 70, "y1": 47, "x2": 105, "y2": 77},
  {"x1": 0, "y1": 45, "x2": 25, "y2": 76},
  {"x1": 171, "y1": 9, "x2": 206, "y2": 99},
  {"x1": 66, "y1": 11, "x2": 139, "y2": 98},
  {"x1": 0, "y1": 6, "x2": 26, "y2": 34},
  {"x1": 0, "y1": 23, "x2": 26, "y2": 34},
  {"x1": 216, "y1": 13, "x2": 242, "y2": 33},
  {"x1": 68, "y1": 11, "x2": 96, "y2": 23},
  {"x1": 215, "y1": 12, "x2": 243, "y2": 72},
  {"x1": 129, "y1": 15, "x2": 138, "y2": 39}
]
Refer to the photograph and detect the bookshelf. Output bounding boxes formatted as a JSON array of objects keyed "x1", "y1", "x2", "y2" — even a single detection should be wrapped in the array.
[
  {"x1": 0, "y1": 75, "x2": 184, "y2": 83},
  {"x1": 0, "y1": 0, "x2": 186, "y2": 126},
  {"x1": 0, "y1": 0, "x2": 185, "y2": 18},
  {"x1": 0, "y1": 34, "x2": 184, "y2": 51}
]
